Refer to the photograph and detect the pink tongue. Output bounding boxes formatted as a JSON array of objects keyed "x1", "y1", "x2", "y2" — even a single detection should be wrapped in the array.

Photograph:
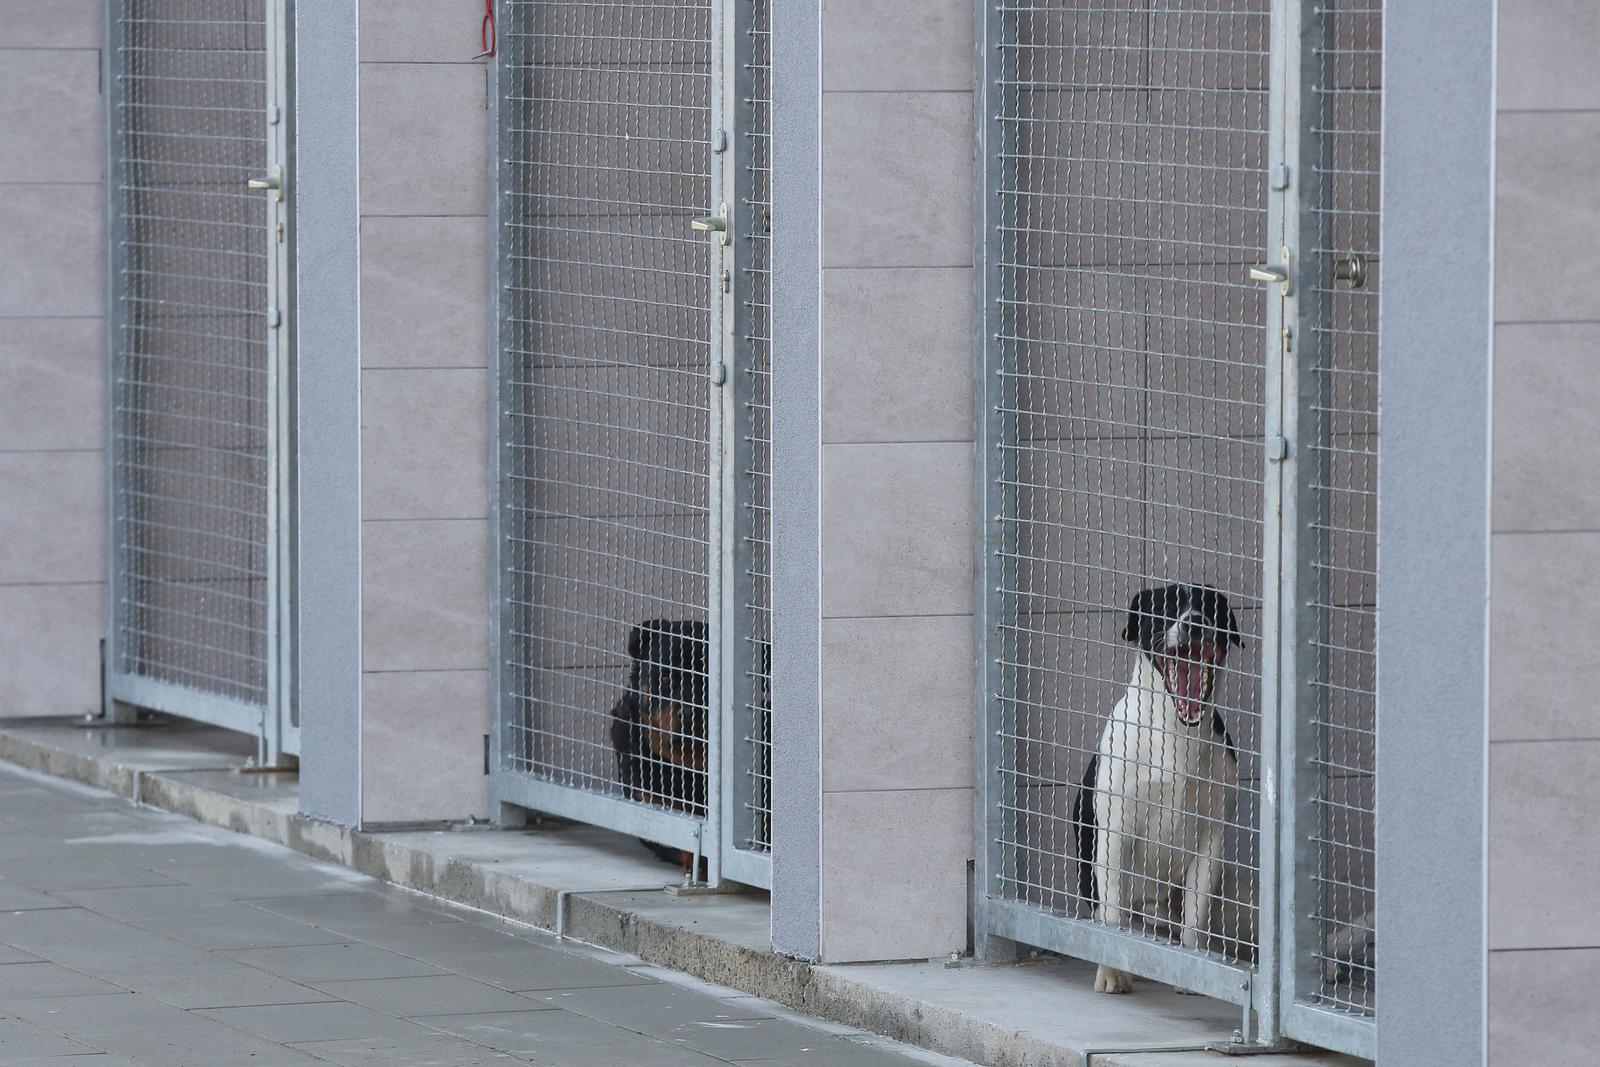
[{"x1": 1169, "y1": 662, "x2": 1207, "y2": 722}]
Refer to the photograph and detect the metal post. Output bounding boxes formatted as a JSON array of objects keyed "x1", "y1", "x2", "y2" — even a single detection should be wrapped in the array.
[
  {"x1": 102, "y1": 0, "x2": 132, "y2": 723},
  {"x1": 970, "y1": 0, "x2": 1016, "y2": 964}
]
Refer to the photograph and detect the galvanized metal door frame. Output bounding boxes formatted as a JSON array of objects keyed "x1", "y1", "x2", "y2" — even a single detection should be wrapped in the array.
[
  {"x1": 102, "y1": 0, "x2": 297, "y2": 762},
  {"x1": 488, "y1": 0, "x2": 735, "y2": 882},
  {"x1": 974, "y1": 1, "x2": 1378, "y2": 1054},
  {"x1": 1276, "y1": 1, "x2": 1377, "y2": 1058},
  {"x1": 717, "y1": 0, "x2": 774, "y2": 893}
]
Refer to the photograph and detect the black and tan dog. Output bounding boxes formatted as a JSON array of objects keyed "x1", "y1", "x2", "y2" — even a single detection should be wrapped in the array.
[{"x1": 610, "y1": 619, "x2": 709, "y2": 873}]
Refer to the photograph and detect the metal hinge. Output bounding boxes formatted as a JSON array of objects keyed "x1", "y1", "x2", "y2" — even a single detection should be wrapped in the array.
[
  {"x1": 267, "y1": 307, "x2": 283, "y2": 329},
  {"x1": 712, "y1": 129, "x2": 728, "y2": 153},
  {"x1": 1270, "y1": 163, "x2": 1291, "y2": 190},
  {"x1": 711, "y1": 362, "x2": 728, "y2": 386},
  {"x1": 1266, "y1": 435, "x2": 1289, "y2": 463}
]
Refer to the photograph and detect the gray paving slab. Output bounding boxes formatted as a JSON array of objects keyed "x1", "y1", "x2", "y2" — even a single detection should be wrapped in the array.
[
  {"x1": 196, "y1": 1001, "x2": 440, "y2": 1043},
  {"x1": 53, "y1": 886, "x2": 352, "y2": 952},
  {"x1": 289, "y1": 1034, "x2": 526, "y2": 1066},
  {"x1": 0, "y1": 880, "x2": 66, "y2": 911},
  {"x1": 121, "y1": 965, "x2": 341, "y2": 1011},
  {"x1": 311, "y1": 975, "x2": 547, "y2": 1017},
  {"x1": 0, "y1": 1014, "x2": 100, "y2": 1057},
  {"x1": 3, "y1": 993, "x2": 328, "y2": 1066},
  {"x1": 658, "y1": 1016, "x2": 875, "y2": 1062},
  {"x1": 418, "y1": 1009, "x2": 730, "y2": 1067},
  {"x1": 520, "y1": 981, "x2": 773, "y2": 1030},
  {"x1": 0, "y1": 962, "x2": 125, "y2": 999},
  {"x1": 734, "y1": 1045, "x2": 967, "y2": 1067},
  {"x1": 0, "y1": 854, "x2": 178, "y2": 893},
  {"x1": 246, "y1": 893, "x2": 465, "y2": 935},
  {"x1": 162, "y1": 856, "x2": 375, "y2": 898},
  {"x1": 349, "y1": 923, "x2": 653, "y2": 992},
  {"x1": 224, "y1": 942, "x2": 450, "y2": 983},
  {"x1": 0, "y1": 760, "x2": 953, "y2": 1067}
]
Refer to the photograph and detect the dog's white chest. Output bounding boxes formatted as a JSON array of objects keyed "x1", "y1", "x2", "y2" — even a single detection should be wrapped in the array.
[{"x1": 1093, "y1": 657, "x2": 1238, "y2": 881}]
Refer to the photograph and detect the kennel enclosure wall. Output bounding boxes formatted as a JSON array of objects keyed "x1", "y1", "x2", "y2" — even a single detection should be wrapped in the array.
[
  {"x1": 491, "y1": 0, "x2": 774, "y2": 886},
  {"x1": 104, "y1": 0, "x2": 296, "y2": 758},
  {"x1": 973, "y1": 0, "x2": 1379, "y2": 1057}
]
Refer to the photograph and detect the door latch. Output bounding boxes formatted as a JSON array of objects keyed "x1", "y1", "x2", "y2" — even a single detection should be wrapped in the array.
[
  {"x1": 1249, "y1": 248, "x2": 1293, "y2": 296},
  {"x1": 691, "y1": 203, "x2": 730, "y2": 246},
  {"x1": 247, "y1": 165, "x2": 284, "y2": 203}
]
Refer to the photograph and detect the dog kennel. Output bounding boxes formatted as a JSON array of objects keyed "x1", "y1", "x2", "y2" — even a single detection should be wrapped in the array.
[
  {"x1": 490, "y1": 0, "x2": 774, "y2": 888},
  {"x1": 103, "y1": 0, "x2": 297, "y2": 761},
  {"x1": 973, "y1": 0, "x2": 1379, "y2": 1056}
]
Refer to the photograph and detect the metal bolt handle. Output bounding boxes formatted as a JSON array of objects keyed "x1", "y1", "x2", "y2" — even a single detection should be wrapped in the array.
[
  {"x1": 691, "y1": 203, "x2": 729, "y2": 246},
  {"x1": 246, "y1": 166, "x2": 284, "y2": 202},
  {"x1": 1249, "y1": 257, "x2": 1293, "y2": 296}
]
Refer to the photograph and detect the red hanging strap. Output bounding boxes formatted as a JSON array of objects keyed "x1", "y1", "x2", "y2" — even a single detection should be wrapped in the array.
[{"x1": 477, "y1": 0, "x2": 497, "y2": 59}]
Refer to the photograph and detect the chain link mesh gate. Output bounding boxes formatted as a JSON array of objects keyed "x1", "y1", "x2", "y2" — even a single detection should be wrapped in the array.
[
  {"x1": 104, "y1": 0, "x2": 295, "y2": 759},
  {"x1": 493, "y1": 0, "x2": 773, "y2": 887},
  {"x1": 974, "y1": 1, "x2": 1379, "y2": 1055}
]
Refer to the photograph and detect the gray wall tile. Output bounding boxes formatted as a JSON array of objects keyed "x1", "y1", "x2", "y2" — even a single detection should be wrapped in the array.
[
  {"x1": 0, "y1": 583, "x2": 102, "y2": 717},
  {"x1": 362, "y1": 669, "x2": 491, "y2": 823},
  {"x1": 821, "y1": 442, "x2": 974, "y2": 619},
  {"x1": 361, "y1": 369, "x2": 489, "y2": 521},
  {"x1": 0, "y1": 318, "x2": 103, "y2": 452},
  {"x1": 0, "y1": 184, "x2": 102, "y2": 318},
  {"x1": 1490, "y1": 533, "x2": 1600, "y2": 741},
  {"x1": 0, "y1": 0, "x2": 100, "y2": 47},
  {"x1": 360, "y1": 0, "x2": 487, "y2": 63},
  {"x1": 1496, "y1": 111, "x2": 1600, "y2": 322},
  {"x1": 1497, "y1": 0, "x2": 1600, "y2": 111},
  {"x1": 360, "y1": 217, "x2": 488, "y2": 368},
  {"x1": 362, "y1": 519, "x2": 489, "y2": 672},
  {"x1": 0, "y1": 451, "x2": 102, "y2": 584},
  {"x1": 1490, "y1": 948, "x2": 1600, "y2": 1065},
  {"x1": 820, "y1": 788, "x2": 970, "y2": 962},
  {"x1": 0, "y1": 49, "x2": 101, "y2": 184},
  {"x1": 821, "y1": 267, "x2": 973, "y2": 444},
  {"x1": 360, "y1": 64, "x2": 488, "y2": 217},
  {"x1": 1488, "y1": 740, "x2": 1600, "y2": 948},
  {"x1": 821, "y1": 92, "x2": 972, "y2": 268},
  {"x1": 821, "y1": 0, "x2": 972, "y2": 93},
  {"x1": 1492, "y1": 324, "x2": 1600, "y2": 532},
  {"x1": 821, "y1": 615, "x2": 973, "y2": 792}
]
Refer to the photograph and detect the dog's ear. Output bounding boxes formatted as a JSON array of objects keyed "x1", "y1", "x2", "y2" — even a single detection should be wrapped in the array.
[
  {"x1": 1122, "y1": 588, "x2": 1157, "y2": 644},
  {"x1": 626, "y1": 623, "x2": 646, "y2": 661},
  {"x1": 1226, "y1": 607, "x2": 1243, "y2": 647}
]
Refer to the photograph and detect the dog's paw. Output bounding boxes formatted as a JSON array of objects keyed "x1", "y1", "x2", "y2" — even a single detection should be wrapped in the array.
[
  {"x1": 1094, "y1": 965, "x2": 1134, "y2": 994},
  {"x1": 1173, "y1": 985, "x2": 1202, "y2": 996}
]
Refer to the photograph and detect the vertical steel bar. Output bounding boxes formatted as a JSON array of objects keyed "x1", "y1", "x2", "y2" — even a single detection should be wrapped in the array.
[
  {"x1": 1254, "y1": 0, "x2": 1300, "y2": 1042},
  {"x1": 489, "y1": 4, "x2": 523, "y2": 827},
  {"x1": 102, "y1": 0, "x2": 132, "y2": 720},
  {"x1": 262, "y1": 0, "x2": 287, "y2": 764},
  {"x1": 971, "y1": 0, "x2": 1013, "y2": 962},
  {"x1": 1279, "y1": 0, "x2": 1324, "y2": 1031},
  {"x1": 701, "y1": 0, "x2": 731, "y2": 888},
  {"x1": 275, "y1": 0, "x2": 300, "y2": 757},
  {"x1": 721, "y1": 0, "x2": 768, "y2": 883}
]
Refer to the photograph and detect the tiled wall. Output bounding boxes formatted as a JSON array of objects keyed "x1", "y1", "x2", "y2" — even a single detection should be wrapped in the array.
[
  {"x1": 357, "y1": 4, "x2": 493, "y2": 824},
  {"x1": 1489, "y1": 1, "x2": 1600, "y2": 1060},
  {"x1": 816, "y1": 0, "x2": 976, "y2": 962},
  {"x1": 0, "y1": 1, "x2": 106, "y2": 718}
]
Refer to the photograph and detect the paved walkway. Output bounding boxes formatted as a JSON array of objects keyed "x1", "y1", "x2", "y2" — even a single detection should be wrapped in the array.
[{"x1": 0, "y1": 763, "x2": 963, "y2": 1067}]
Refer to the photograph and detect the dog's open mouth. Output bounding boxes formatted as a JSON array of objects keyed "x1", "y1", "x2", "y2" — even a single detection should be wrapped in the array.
[{"x1": 1162, "y1": 646, "x2": 1216, "y2": 727}]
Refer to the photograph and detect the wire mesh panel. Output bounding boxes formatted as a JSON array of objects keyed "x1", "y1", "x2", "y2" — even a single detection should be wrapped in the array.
[
  {"x1": 106, "y1": 0, "x2": 288, "y2": 748},
  {"x1": 726, "y1": 0, "x2": 774, "y2": 869},
  {"x1": 496, "y1": 0, "x2": 719, "y2": 855},
  {"x1": 979, "y1": 0, "x2": 1273, "y2": 1003},
  {"x1": 1287, "y1": 0, "x2": 1380, "y2": 1048}
]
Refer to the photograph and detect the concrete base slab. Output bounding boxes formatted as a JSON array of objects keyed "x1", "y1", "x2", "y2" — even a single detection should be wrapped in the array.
[{"x1": 0, "y1": 717, "x2": 1367, "y2": 1067}]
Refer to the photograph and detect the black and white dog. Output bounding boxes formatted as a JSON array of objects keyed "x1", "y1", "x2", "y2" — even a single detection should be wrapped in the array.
[{"x1": 1074, "y1": 584, "x2": 1241, "y2": 994}]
